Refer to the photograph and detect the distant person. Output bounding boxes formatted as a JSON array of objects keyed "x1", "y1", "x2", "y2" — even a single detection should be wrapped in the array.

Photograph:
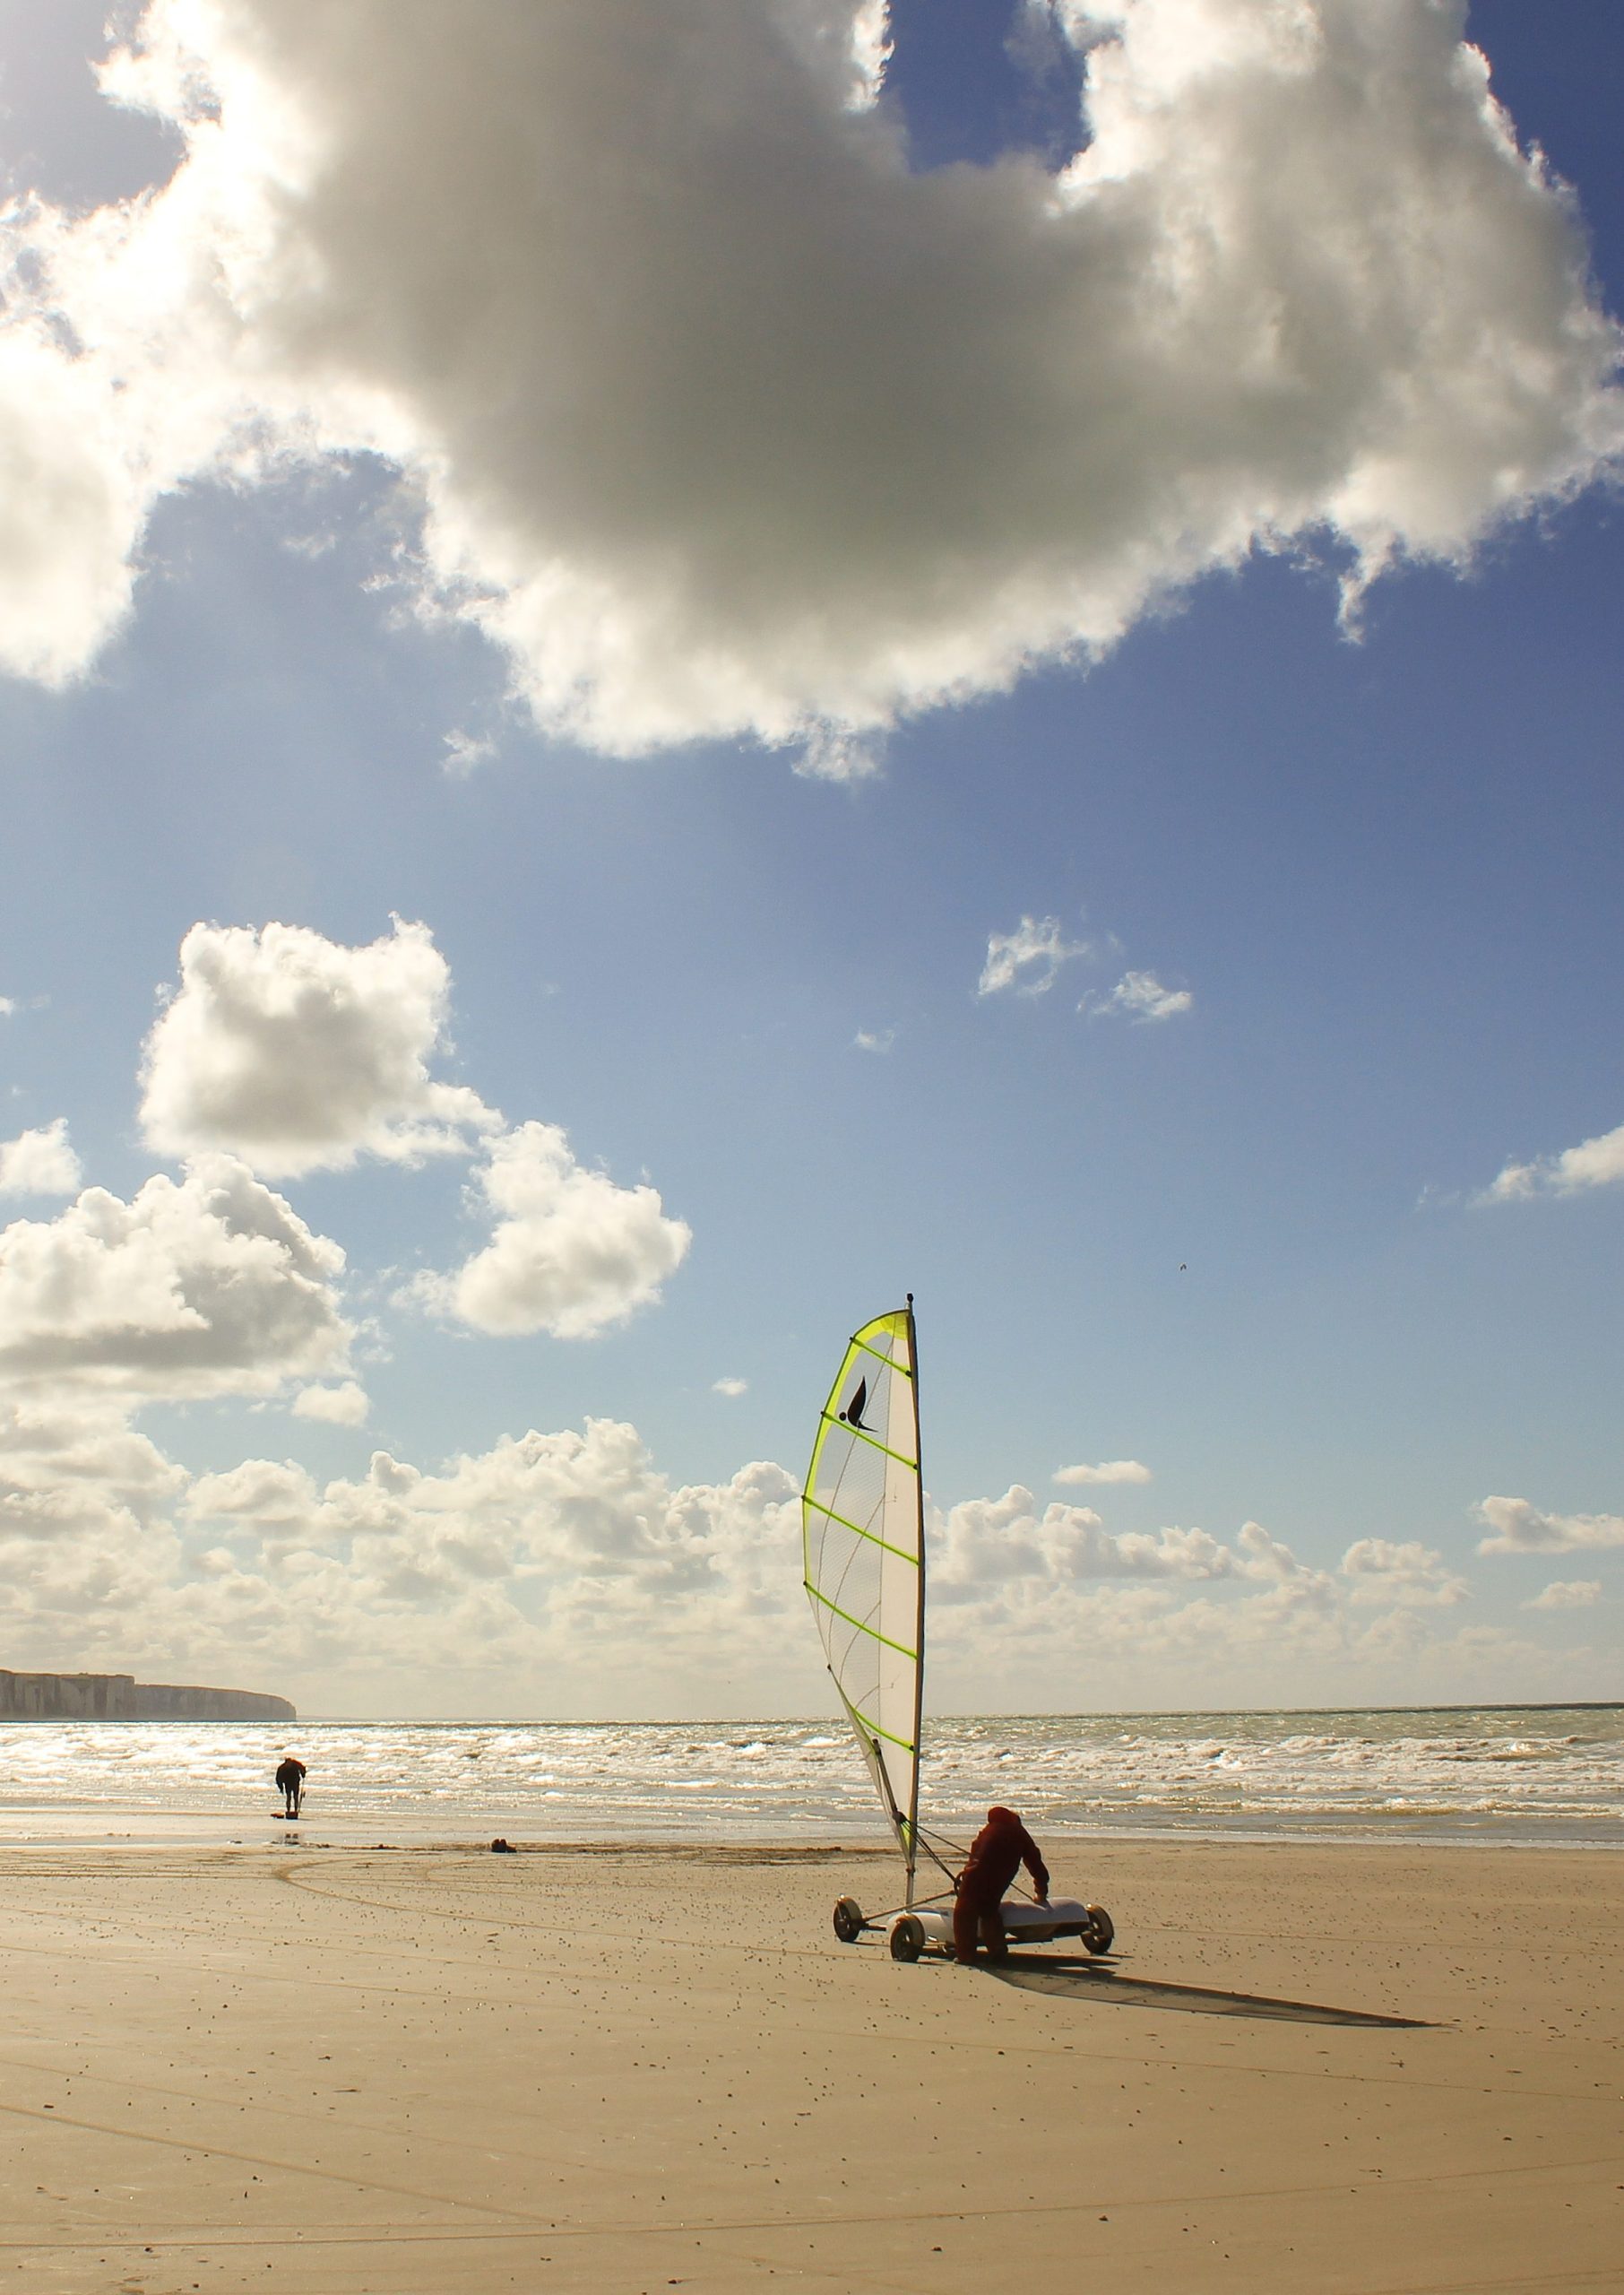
[
  {"x1": 953, "y1": 1804, "x2": 1050, "y2": 1965},
  {"x1": 275, "y1": 1755, "x2": 307, "y2": 1819}
]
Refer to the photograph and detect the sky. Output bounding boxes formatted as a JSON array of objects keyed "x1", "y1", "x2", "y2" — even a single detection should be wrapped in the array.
[{"x1": 0, "y1": 0, "x2": 1619, "y2": 1720}]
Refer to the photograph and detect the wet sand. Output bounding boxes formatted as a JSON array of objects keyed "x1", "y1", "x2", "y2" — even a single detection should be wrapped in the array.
[{"x1": 0, "y1": 1836, "x2": 1617, "y2": 2292}]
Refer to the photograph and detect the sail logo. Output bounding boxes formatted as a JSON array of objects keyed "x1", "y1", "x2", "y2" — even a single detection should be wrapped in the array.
[{"x1": 839, "y1": 1376, "x2": 869, "y2": 1431}]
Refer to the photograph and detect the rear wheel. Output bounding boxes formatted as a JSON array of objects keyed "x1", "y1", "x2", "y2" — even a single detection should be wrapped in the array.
[
  {"x1": 1082, "y1": 1903, "x2": 1115, "y2": 1954},
  {"x1": 833, "y1": 1895, "x2": 864, "y2": 1944},
  {"x1": 888, "y1": 1914, "x2": 925, "y2": 1962}
]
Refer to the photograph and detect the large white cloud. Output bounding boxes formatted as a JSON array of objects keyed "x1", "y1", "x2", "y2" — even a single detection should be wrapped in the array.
[
  {"x1": 1479, "y1": 1119, "x2": 1624, "y2": 1205},
  {"x1": 1341, "y1": 1535, "x2": 1467, "y2": 1606},
  {"x1": 0, "y1": 1120, "x2": 83, "y2": 1198},
  {"x1": 1476, "y1": 1494, "x2": 1624, "y2": 1555},
  {"x1": 168, "y1": 1420, "x2": 802, "y2": 1697},
  {"x1": 930, "y1": 1485, "x2": 1331, "y2": 1598},
  {"x1": 0, "y1": 1156, "x2": 350, "y2": 1399},
  {"x1": 141, "y1": 919, "x2": 497, "y2": 1174},
  {"x1": 413, "y1": 1121, "x2": 692, "y2": 1340},
  {"x1": 0, "y1": 0, "x2": 1616, "y2": 758}
]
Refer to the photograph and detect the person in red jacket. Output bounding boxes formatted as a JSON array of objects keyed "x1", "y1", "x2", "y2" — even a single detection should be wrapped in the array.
[{"x1": 952, "y1": 1805, "x2": 1050, "y2": 1964}]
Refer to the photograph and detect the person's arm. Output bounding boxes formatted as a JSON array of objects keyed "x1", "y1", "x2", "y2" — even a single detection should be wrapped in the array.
[{"x1": 1020, "y1": 1829, "x2": 1050, "y2": 1902}]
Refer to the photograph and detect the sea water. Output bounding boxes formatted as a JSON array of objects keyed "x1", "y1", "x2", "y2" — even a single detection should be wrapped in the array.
[{"x1": 0, "y1": 1705, "x2": 1619, "y2": 1847}]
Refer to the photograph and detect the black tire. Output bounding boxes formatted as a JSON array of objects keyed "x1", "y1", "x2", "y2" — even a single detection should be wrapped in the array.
[
  {"x1": 888, "y1": 1914, "x2": 925, "y2": 1962},
  {"x1": 1083, "y1": 1903, "x2": 1115, "y2": 1954},
  {"x1": 833, "y1": 1895, "x2": 864, "y2": 1944}
]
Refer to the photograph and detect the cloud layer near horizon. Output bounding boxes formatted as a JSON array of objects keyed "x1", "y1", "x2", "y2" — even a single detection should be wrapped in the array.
[
  {"x1": 0, "y1": 0, "x2": 1618, "y2": 763},
  {"x1": 1, "y1": 1395, "x2": 1594, "y2": 1710}
]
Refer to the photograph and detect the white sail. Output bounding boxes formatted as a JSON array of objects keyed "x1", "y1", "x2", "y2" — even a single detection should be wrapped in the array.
[{"x1": 801, "y1": 1305, "x2": 924, "y2": 1884}]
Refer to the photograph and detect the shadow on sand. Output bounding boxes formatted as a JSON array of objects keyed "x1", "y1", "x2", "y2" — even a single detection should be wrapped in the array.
[{"x1": 981, "y1": 1953, "x2": 1430, "y2": 2029}]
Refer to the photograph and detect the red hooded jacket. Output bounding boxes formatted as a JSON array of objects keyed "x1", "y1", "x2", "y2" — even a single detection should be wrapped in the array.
[{"x1": 957, "y1": 1805, "x2": 1049, "y2": 1904}]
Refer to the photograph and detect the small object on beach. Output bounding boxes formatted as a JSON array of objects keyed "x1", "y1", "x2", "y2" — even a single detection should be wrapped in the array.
[{"x1": 490, "y1": 1837, "x2": 515, "y2": 1854}]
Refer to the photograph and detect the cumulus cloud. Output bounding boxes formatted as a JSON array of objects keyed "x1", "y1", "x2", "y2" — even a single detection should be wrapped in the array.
[
  {"x1": 1341, "y1": 1535, "x2": 1468, "y2": 1606},
  {"x1": 713, "y1": 1376, "x2": 748, "y2": 1399},
  {"x1": 853, "y1": 1026, "x2": 895, "y2": 1053},
  {"x1": 0, "y1": 1378, "x2": 1594, "y2": 1709},
  {"x1": 412, "y1": 1121, "x2": 691, "y2": 1340},
  {"x1": 0, "y1": 1156, "x2": 350, "y2": 1400},
  {"x1": 0, "y1": 1119, "x2": 83, "y2": 1198},
  {"x1": 931, "y1": 1487, "x2": 1324, "y2": 1595},
  {"x1": 1084, "y1": 969, "x2": 1193, "y2": 1022},
  {"x1": 1476, "y1": 1495, "x2": 1624, "y2": 1555},
  {"x1": 168, "y1": 1421, "x2": 804, "y2": 1693},
  {"x1": 141, "y1": 919, "x2": 498, "y2": 1175},
  {"x1": 291, "y1": 1379, "x2": 369, "y2": 1427},
  {"x1": 0, "y1": 0, "x2": 1613, "y2": 760},
  {"x1": 977, "y1": 915, "x2": 1088, "y2": 998},
  {"x1": 0, "y1": 1395, "x2": 183, "y2": 1547},
  {"x1": 1523, "y1": 1579, "x2": 1601, "y2": 1612},
  {"x1": 1478, "y1": 1119, "x2": 1624, "y2": 1204},
  {"x1": 1053, "y1": 1458, "x2": 1151, "y2": 1485}
]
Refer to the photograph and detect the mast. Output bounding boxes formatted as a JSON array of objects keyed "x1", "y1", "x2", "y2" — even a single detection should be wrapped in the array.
[{"x1": 904, "y1": 1292, "x2": 925, "y2": 1909}]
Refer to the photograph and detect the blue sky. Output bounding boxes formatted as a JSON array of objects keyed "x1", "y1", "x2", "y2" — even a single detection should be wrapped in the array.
[{"x1": 0, "y1": 1, "x2": 1619, "y2": 1716}]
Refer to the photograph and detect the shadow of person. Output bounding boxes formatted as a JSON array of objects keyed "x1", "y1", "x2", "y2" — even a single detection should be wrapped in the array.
[{"x1": 981, "y1": 1952, "x2": 1430, "y2": 2029}]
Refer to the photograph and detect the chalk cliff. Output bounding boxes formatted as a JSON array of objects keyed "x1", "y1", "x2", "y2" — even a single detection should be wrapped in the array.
[{"x1": 0, "y1": 1670, "x2": 295, "y2": 1722}]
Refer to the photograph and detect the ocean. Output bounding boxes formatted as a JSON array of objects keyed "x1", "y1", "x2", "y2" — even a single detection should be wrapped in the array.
[{"x1": 0, "y1": 1704, "x2": 1619, "y2": 1849}]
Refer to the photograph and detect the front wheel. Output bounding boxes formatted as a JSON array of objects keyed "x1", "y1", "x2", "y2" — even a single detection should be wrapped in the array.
[
  {"x1": 1082, "y1": 1903, "x2": 1115, "y2": 1954},
  {"x1": 888, "y1": 1914, "x2": 925, "y2": 1962},
  {"x1": 833, "y1": 1895, "x2": 864, "y2": 1944}
]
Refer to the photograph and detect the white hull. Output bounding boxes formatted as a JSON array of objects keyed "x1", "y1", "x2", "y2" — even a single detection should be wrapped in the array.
[{"x1": 907, "y1": 1895, "x2": 1094, "y2": 1948}]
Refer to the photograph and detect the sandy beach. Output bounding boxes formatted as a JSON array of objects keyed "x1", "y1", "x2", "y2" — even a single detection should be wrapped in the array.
[{"x1": 1, "y1": 1836, "x2": 1618, "y2": 2293}]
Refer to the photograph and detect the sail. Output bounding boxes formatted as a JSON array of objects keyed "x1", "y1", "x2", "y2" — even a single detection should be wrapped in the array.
[{"x1": 802, "y1": 1307, "x2": 923, "y2": 1870}]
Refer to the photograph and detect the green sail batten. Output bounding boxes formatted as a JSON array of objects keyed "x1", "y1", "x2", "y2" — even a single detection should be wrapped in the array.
[
  {"x1": 830, "y1": 1686, "x2": 916, "y2": 1756},
  {"x1": 850, "y1": 1331, "x2": 913, "y2": 1379},
  {"x1": 815, "y1": 1409, "x2": 916, "y2": 1473},
  {"x1": 801, "y1": 1492, "x2": 918, "y2": 1566},
  {"x1": 803, "y1": 1579, "x2": 918, "y2": 1662}
]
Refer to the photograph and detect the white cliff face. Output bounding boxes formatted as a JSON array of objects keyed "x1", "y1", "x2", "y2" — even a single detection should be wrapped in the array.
[{"x1": 0, "y1": 1668, "x2": 294, "y2": 1721}]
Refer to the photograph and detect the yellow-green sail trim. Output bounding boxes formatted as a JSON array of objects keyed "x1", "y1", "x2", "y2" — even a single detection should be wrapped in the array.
[
  {"x1": 803, "y1": 1579, "x2": 918, "y2": 1663},
  {"x1": 837, "y1": 1699, "x2": 917, "y2": 1757},
  {"x1": 850, "y1": 1330, "x2": 912, "y2": 1379},
  {"x1": 802, "y1": 1491, "x2": 917, "y2": 1566},
  {"x1": 815, "y1": 1408, "x2": 915, "y2": 1474}
]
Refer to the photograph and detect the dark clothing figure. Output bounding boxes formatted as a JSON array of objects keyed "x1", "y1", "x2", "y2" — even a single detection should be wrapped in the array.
[
  {"x1": 275, "y1": 1757, "x2": 306, "y2": 1819},
  {"x1": 952, "y1": 1804, "x2": 1050, "y2": 1964}
]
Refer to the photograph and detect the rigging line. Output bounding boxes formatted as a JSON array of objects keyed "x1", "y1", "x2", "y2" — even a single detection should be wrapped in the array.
[
  {"x1": 915, "y1": 1819, "x2": 1049, "y2": 1904},
  {"x1": 915, "y1": 1837, "x2": 961, "y2": 1887}
]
